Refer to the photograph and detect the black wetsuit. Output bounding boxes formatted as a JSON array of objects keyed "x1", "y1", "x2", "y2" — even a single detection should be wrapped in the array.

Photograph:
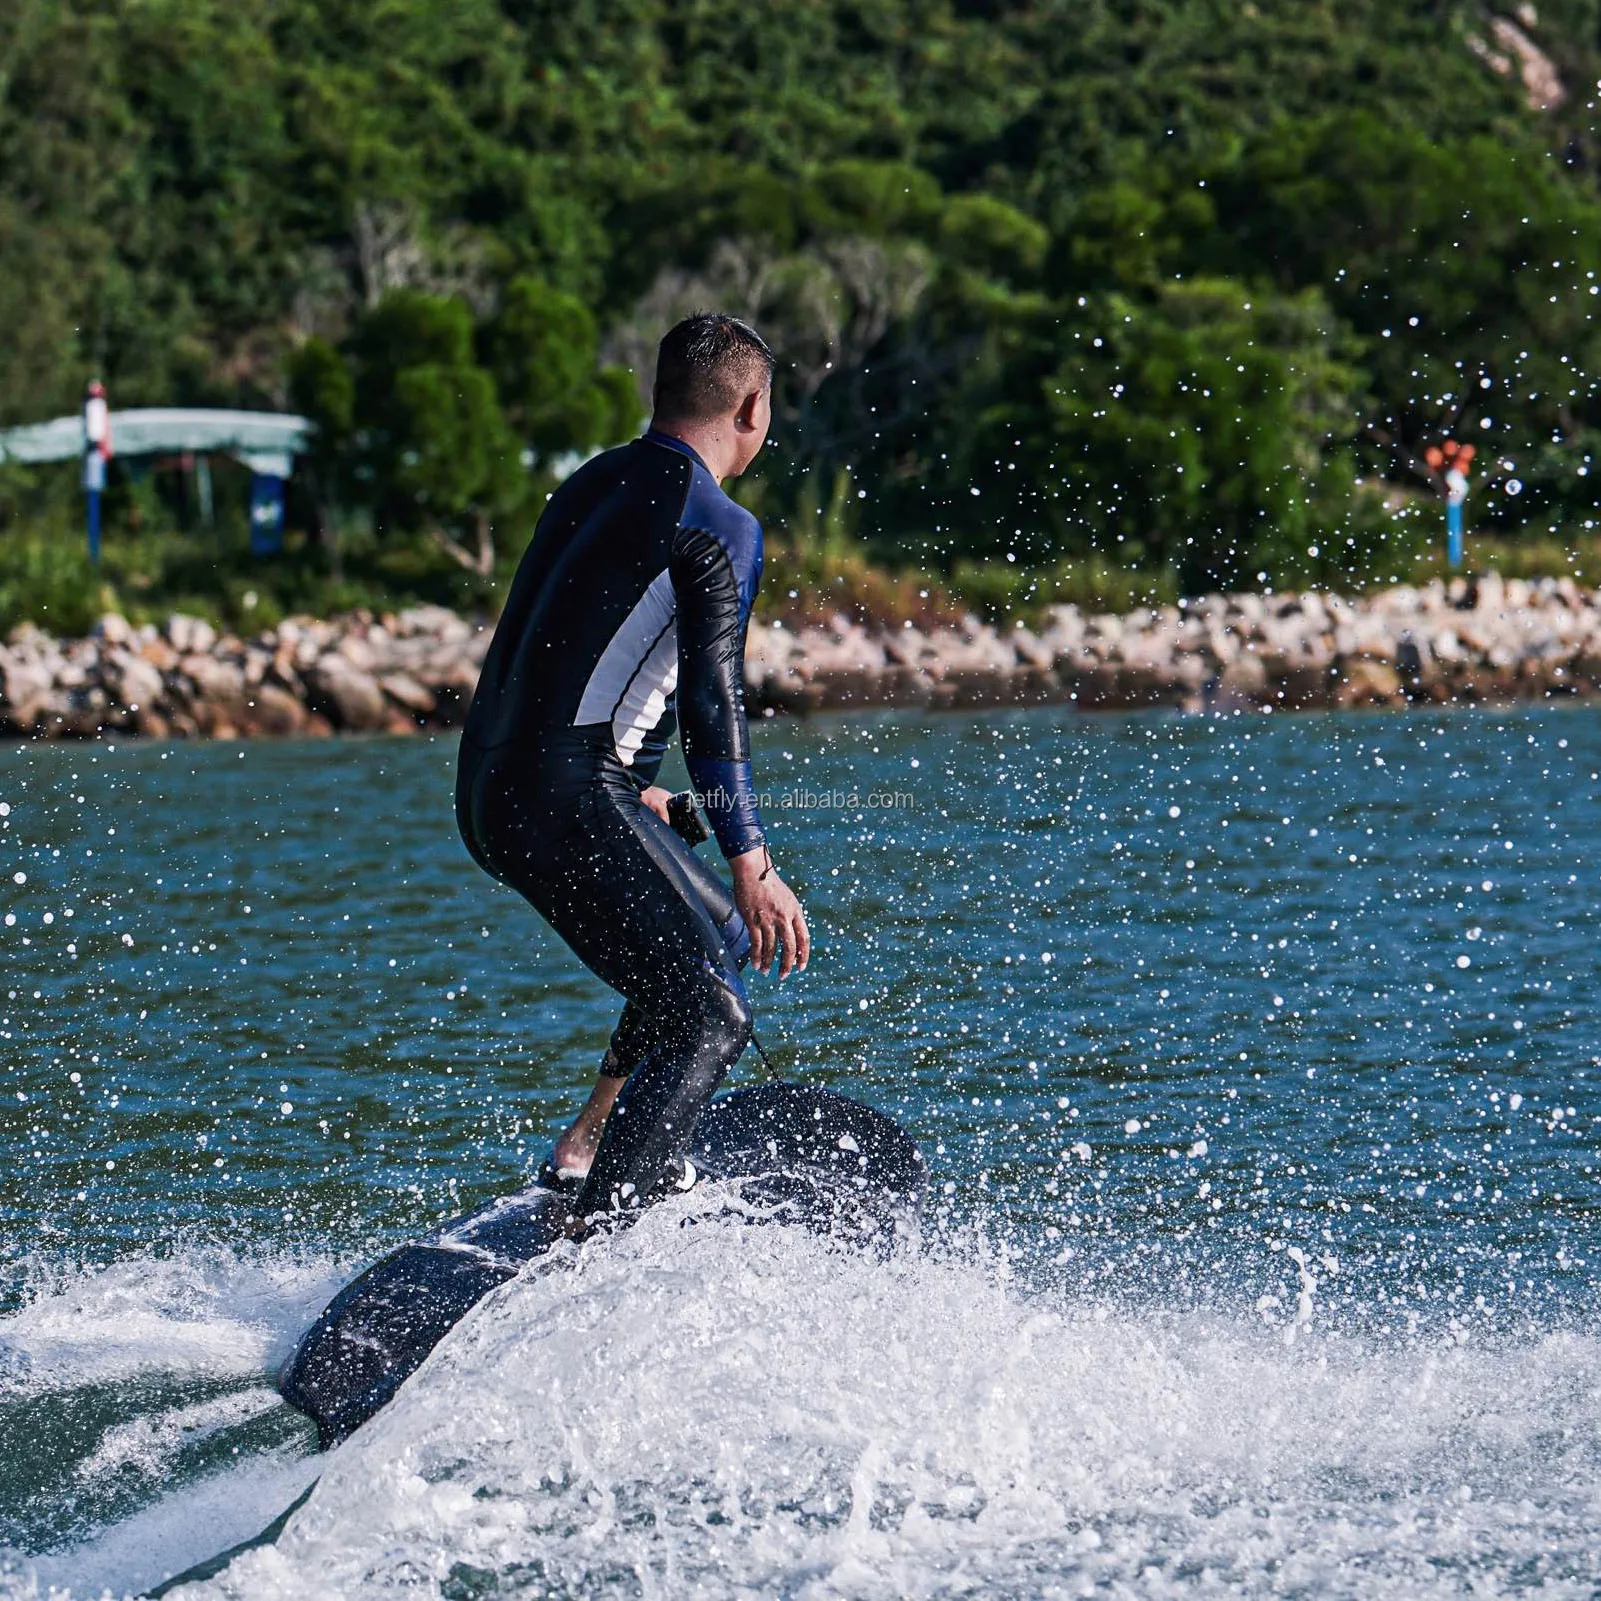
[{"x1": 456, "y1": 429, "x2": 766, "y2": 1217}]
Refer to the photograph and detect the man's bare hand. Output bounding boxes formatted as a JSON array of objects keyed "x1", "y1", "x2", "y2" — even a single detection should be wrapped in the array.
[
  {"x1": 640, "y1": 786, "x2": 673, "y2": 825},
  {"x1": 730, "y1": 849, "x2": 810, "y2": 978}
]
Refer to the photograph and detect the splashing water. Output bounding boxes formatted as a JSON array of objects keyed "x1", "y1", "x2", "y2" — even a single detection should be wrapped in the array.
[
  {"x1": 167, "y1": 1206, "x2": 1601, "y2": 1600},
  {"x1": 2, "y1": 709, "x2": 1601, "y2": 1595},
  {"x1": 0, "y1": 1249, "x2": 336, "y2": 1596}
]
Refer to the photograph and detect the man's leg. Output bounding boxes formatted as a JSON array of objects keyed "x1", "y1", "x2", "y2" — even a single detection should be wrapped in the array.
[
  {"x1": 546, "y1": 827, "x2": 751, "y2": 1182},
  {"x1": 549, "y1": 1066, "x2": 625, "y2": 1178},
  {"x1": 525, "y1": 786, "x2": 753, "y2": 1214},
  {"x1": 548, "y1": 1008, "x2": 647, "y2": 1177},
  {"x1": 574, "y1": 955, "x2": 749, "y2": 1215}
]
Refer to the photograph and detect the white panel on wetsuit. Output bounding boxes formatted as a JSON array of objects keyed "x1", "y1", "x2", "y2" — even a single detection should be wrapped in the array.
[{"x1": 572, "y1": 568, "x2": 681, "y2": 766}]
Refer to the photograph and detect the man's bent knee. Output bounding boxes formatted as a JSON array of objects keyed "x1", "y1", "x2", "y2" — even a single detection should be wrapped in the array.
[
  {"x1": 660, "y1": 968, "x2": 750, "y2": 1108},
  {"x1": 702, "y1": 965, "x2": 753, "y2": 1059}
]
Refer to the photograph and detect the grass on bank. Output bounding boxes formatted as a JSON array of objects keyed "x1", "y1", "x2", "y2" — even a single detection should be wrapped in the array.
[
  {"x1": 4, "y1": 513, "x2": 1601, "y2": 641},
  {"x1": 761, "y1": 532, "x2": 1601, "y2": 630},
  {"x1": 0, "y1": 518, "x2": 500, "y2": 638}
]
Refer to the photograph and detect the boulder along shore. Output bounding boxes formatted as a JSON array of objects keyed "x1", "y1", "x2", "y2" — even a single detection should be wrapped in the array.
[{"x1": 3, "y1": 573, "x2": 1601, "y2": 740}]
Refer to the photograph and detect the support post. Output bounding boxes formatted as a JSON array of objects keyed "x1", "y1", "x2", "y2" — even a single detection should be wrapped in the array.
[
  {"x1": 196, "y1": 454, "x2": 214, "y2": 527},
  {"x1": 85, "y1": 479, "x2": 103, "y2": 567},
  {"x1": 82, "y1": 379, "x2": 111, "y2": 569}
]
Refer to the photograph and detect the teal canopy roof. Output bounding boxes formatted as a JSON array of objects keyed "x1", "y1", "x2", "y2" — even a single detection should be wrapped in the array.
[{"x1": 0, "y1": 408, "x2": 312, "y2": 478}]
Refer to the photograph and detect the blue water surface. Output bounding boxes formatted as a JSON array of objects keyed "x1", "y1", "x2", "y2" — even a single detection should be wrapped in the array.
[{"x1": 1, "y1": 705, "x2": 1598, "y2": 1595}]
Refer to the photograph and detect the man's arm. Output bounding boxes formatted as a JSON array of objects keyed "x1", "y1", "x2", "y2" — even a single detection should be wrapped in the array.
[
  {"x1": 671, "y1": 522, "x2": 763, "y2": 855},
  {"x1": 671, "y1": 520, "x2": 808, "y2": 977}
]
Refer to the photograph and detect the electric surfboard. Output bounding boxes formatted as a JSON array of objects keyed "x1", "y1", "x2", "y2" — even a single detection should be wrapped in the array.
[
  {"x1": 140, "y1": 1085, "x2": 923, "y2": 1596},
  {"x1": 277, "y1": 1083, "x2": 925, "y2": 1447}
]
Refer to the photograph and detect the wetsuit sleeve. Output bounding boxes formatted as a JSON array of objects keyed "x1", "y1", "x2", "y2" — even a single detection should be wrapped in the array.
[{"x1": 670, "y1": 517, "x2": 765, "y2": 858}]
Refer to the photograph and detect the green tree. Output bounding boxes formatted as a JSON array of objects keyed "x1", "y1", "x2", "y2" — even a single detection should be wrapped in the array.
[
  {"x1": 480, "y1": 277, "x2": 639, "y2": 457},
  {"x1": 285, "y1": 336, "x2": 354, "y2": 557},
  {"x1": 1211, "y1": 112, "x2": 1601, "y2": 529},
  {"x1": 348, "y1": 291, "x2": 521, "y2": 573},
  {"x1": 938, "y1": 194, "x2": 1049, "y2": 285},
  {"x1": 7, "y1": 0, "x2": 1601, "y2": 610},
  {"x1": 1033, "y1": 281, "x2": 1363, "y2": 590}
]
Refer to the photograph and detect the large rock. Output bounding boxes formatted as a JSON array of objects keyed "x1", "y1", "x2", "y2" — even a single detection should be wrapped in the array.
[
  {"x1": 101, "y1": 648, "x2": 166, "y2": 715},
  {"x1": 881, "y1": 623, "x2": 935, "y2": 671},
  {"x1": 0, "y1": 649, "x2": 57, "y2": 731},
  {"x1": 790, "y1": 619, "x2": 888, "y2": 677},
  {"x1": 97, "y1": 613, "x2": 135, "y2": 648},
  {"x1": 335, "y1": 631, "x2": 380, "y2": 673},
  {"x1": 1060, "y1": 659, "x2": 1124, "y2": 708},
  {"x1": 166, "y1": 614, "x2": 217, "y2": 656},
  {"x1": 305, "y1": 654, "x2": 389, "y2": 731},
  {"x1": 1333, "y1": 658, "x2": 1403, "y2": 708},
  {"x1": 241, "y1": 683, "x2": 308, "y2": 737},
  {"x1": 138, "y1": 636, "x2": 178, "y2": 672},
  {"x1": 1009, "y1": 625, "x2": 1056, "y2": 673},
  {"x1": 425, "y1": 656, "x2": 481, "y2": 726},
  {"x1": 380, "y1": 672, "x2": 435, "y2": 718},
  {"x1": 178, "y1": 653, "x2": 246, "y2": 714},
  {"x1": 395, "y1": 604, "x2": 473, "y2": 643}
]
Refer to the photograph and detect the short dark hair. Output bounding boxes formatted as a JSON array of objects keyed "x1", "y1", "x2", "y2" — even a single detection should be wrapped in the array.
[{"x1": 652, "y1": 313, "x2": 774, "y2": 422}]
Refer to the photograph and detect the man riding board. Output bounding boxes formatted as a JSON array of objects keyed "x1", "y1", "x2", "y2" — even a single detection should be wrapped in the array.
[{"x1": 456, "y1": 313, "x2": 809, "y2": 1225}]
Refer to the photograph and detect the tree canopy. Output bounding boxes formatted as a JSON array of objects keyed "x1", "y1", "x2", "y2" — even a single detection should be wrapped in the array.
[{"x1": 2, "y1": 0, "x2": 1599, "y2": 591}]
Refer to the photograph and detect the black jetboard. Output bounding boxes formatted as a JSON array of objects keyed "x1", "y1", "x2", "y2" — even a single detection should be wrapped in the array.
[
  {"x1": 278, "y1": 1083, "x2": 924, "y2": 1446},
  {"x1": 144, "y1": 1485, "x2": 316, "y2": 1598}
]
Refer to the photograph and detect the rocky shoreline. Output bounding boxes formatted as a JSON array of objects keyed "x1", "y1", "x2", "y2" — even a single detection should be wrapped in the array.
[{"x1": 3, "y1": 573, "x2": 1601, "y2": 740}]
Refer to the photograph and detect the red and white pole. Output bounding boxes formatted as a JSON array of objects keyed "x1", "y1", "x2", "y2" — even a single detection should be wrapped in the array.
[{"x1": 83, "y1": 380, "x2": 112, "y2": 566}]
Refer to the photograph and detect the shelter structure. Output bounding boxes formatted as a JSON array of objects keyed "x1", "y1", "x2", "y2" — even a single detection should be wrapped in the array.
[{"x1": 0, "y1": 401, "x2": 313, "y2": 561}]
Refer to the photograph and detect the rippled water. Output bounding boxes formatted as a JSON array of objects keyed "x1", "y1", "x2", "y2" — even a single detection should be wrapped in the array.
[{"x1": 1, "y1": 706, "x2": 1598, "y2": 1597}]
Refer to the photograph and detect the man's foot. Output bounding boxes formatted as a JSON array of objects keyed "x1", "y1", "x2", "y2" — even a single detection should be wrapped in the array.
[
  {"x1": 547, "y1": 1072, "x2": 626, "y2": 1182},
  {"x1": 536, "y1": 1158, "x2": 583, "y2": 1194}
]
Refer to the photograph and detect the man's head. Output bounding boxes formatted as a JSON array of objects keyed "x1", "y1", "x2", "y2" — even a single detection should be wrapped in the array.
[{"x1": 651, "y1": 313, "x2": 773, "y2": 478}]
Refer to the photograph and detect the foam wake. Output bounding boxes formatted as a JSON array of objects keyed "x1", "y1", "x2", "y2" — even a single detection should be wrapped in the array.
[
  {"x1": 0, "y1": 1248, "x2": 342, "y2": 1599},
  {"x1": 161, "y1": 1202, "x2": 1601, "y2": 1600},
  {"x1": 0, "y1": 1248, "x2": 344, "y2": 1399}
]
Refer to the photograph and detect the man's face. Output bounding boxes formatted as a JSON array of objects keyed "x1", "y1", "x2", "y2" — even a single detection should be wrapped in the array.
[{"x1": 729, "y1": 384, "x2": 772, "y2": 477}]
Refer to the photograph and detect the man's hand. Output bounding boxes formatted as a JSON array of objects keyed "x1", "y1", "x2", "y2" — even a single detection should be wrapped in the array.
[
  {"x1": 640, "y1": 786, "x2": 673, "y2": 825},
  {"x1": 730, "y1": 849, "x2": 810, "y2": 978}
]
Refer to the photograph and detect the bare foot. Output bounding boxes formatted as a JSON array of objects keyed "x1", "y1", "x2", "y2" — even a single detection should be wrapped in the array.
[{"x1": 549, "y1": 1073, "x2": 625, "y2": 1178}]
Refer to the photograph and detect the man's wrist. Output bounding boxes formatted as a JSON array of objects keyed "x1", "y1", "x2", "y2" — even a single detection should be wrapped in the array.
[{"x1": 729, "y1": 843, "x2": 772, "y2": 878}]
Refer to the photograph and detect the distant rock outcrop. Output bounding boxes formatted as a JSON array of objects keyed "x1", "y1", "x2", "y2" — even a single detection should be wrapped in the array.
[
  {"x1": 4, "y1": 577, "x2": 1601, "y2": 740},
  {"x1": 743, "y1": 576, "x2": 1601, "y2": 715},
  {"x1": 0, "y1": 605, "x2": 486, "y2": 740}
]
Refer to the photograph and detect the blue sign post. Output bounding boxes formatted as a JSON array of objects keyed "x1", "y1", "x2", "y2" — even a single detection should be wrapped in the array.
[
  {"x1": 1427, "y1": 439, "x2": 1475, "y2": 572},
  {"x1": 249, "y1": 472, "x2": 286, "y2": 556},
  {"x1": 83, "y1": 451, "x2": 105, "y2": 567}
]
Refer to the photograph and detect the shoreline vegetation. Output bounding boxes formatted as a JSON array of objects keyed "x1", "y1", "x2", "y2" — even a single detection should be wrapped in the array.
[
  {"x1": 7, "y1": 569, "x2": 1601, "y2": 742},
  {"x1": 7, "y1": 0, "x2": 1601, "y2": 742},
  {"x1": 4, "y1": 2, "x2": 1600, "y2": 619}
]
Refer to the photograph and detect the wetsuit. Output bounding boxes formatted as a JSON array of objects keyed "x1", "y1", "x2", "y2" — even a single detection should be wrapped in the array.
[{"x1": 456, "y1": 429, "x2": 766, "y2": 1218}]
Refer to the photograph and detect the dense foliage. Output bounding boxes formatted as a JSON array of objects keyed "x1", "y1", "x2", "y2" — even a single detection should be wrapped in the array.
[{"x1": 3, "y1": 0, "x2": 1601, "y2": 605}]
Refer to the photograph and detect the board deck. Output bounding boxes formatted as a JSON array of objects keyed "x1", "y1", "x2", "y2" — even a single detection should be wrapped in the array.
[{"x1": 277, "y1": 1083, "x2": 925, "y2": 1446}]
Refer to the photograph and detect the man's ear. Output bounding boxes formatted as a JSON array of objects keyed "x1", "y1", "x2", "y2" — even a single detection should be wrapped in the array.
[{"x1": 734, "y1": 389, "x2": 763, "y2": 431}]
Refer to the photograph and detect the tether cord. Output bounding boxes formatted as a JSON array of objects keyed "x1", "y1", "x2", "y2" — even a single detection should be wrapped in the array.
[{"x1": 749, "y1": 1029, "x2": 783, "y2": 1082}]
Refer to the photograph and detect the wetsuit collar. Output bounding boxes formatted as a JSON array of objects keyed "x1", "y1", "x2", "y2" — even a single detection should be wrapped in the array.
[{"x1": 643, "y1": 428, "x2": 710, "y2": 473}]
